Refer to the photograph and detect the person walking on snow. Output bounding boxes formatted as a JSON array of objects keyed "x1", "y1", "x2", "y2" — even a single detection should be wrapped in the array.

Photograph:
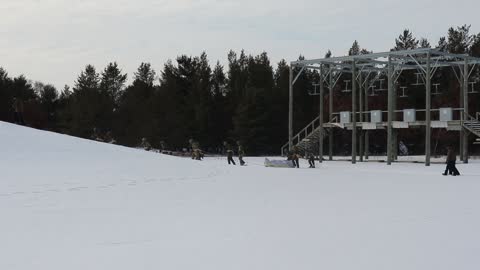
[
  {"x1": 308, "y1": 153, "x2": 315, "y2": 168},
  {"x1": 291, "y1": 146, "x2": 300, "y2": 168},
  {"x1": 224, "y1": 142, "x2": 236, "y2": 165},
  {"x1": 443, "y1": 146, "x2": 460, "y2": 176},
  {"x1": 237, "y1": 141, "x2": 246, "y2": 166}
]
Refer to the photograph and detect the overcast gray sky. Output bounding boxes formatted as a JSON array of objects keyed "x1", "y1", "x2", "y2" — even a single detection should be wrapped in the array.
[{"x1": 1, "y1": 0, "x2": 478, "y2": 88}]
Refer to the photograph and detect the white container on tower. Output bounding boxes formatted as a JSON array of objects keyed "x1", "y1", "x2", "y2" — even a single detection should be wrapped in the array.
[
  {"x1": 370, "y1": 110, "x2": 382, "y2": 123},
  {"x1": 440, "y1": 108, "x2": 453, "y2": 121},
  {"x1": 340, "y1": 111, "x2": 351, "y2": 124},
  {"x1": 403, "y1": 109, "x2": 416, "y2": 122}
]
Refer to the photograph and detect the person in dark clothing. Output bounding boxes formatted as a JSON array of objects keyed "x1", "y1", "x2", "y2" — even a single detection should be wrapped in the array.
[
  {"x1": 237, "y1": 141, "x2": 246, "y2": 166},
  {"x1": 443, "y1": 146, "x2": 460, "y2": 176},
  {"x1": 12, "y1": 98, "x2": 25, "y2": 125},
  {"x1": 224, "y1": 142, "x2": 236, "y2": 165},
  {"x1": 308, "y1": 153, "x2": 315, "y2": 168},
  {"x1": 291, "y1": 146, "x2": 300, "y2": 168}
]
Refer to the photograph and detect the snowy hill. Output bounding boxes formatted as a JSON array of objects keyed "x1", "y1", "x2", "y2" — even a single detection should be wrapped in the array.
[{"x1": 1, "y1": 121, "x2": 480, "y2": 270}]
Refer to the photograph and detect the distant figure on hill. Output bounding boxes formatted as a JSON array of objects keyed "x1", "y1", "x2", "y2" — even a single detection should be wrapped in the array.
[
  {"x1": 443, "y1": 146, "x2": 460, "y2": 176},
  {"x1": 12, "y1": 97, "x2": 25, "y2": 125},
  {"x1": 140, "y1": 137, "x2": 152, "y2": 151},
  {"x1": 224, "y1": 142, "x2": 236, "y2": 165},
  {"x1": 91, "y1": 128, "x2": 104, "y2": 142},
  {"x1": 159, "y1": 141, "x2": 166, "y2": 153},
  {"x1": 189, "y1": 139, "x2": 202, "y2": 160},
  {"x1": 237, "y1": 141, "x2": 246, "y2": 166},
  {"x1": 104, "y1": 131, "x2": 116, "y2": 144}
]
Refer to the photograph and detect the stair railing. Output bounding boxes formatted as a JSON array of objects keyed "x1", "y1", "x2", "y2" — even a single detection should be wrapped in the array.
[
  {"x1": 462, "y1": 112, "x2": 477, "y2": 122},
  {"x1": 280, "y1": 115, "x2": 340, "y2": 156}
]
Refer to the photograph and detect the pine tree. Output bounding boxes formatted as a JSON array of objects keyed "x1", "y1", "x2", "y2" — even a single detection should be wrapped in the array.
[
  {"x1": 117, "y1": 63, "x2": 157, "y2": 146},
  {"x1": 419, "y1": 38, "x2": 431, "y2": 48},
  {"x1": 134, "y1": 63, "x2": 156, "y2": 86},
  {"x1": 0, "y1": 68, "x2": 14, "y2": 121},
  {"x1": 325, "y1": 50, "x2": 332, "y2": 58},
  {"x1": 70, "y1": 65, "x2": 102, "y2": 137},
  {"x1": 74, "y1": 65, "x2": 100, "y2": 92},
  {"x1": 393, "y1": 29, "x2": 419, "y2": 51},
  {"x1": 447, "y1": 24, "x2": 474, "y2": 54},
  {"x1": 100, "y1": 62, "x2": 127, "y2": 104},
  {"x1": 348, "y1": 40, "x2": 361, "y2": 56},
  {"x1": 437, "y1": 37, "x2": 448, "y2": 51},
  {"x1": 470, "y1": 34, "x2": 480, "y2": 57}
]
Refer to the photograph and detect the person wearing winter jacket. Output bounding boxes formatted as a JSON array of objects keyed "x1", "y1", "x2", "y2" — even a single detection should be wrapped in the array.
[
  {"x1": 443, "y1": 146, "x2": 460, "y2": 176},
  {"x1": 224, "y1": 142, "x2": 236, "y2": 165}
]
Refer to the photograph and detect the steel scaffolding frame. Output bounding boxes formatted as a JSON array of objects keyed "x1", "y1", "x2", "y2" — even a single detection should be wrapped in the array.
[{"x1": 288, "y1": 48, "x2": 480, "y2": 166}]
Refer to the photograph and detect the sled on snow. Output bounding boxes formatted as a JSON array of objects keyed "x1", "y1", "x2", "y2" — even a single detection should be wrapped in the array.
[{"x1": 264, "y1": 158, "x2": 295, "y2": 168}]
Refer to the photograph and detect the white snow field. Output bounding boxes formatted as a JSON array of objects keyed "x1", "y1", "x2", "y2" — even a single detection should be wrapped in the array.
[{"x1": 2, "y1": 121, "x2": 480, "y2": 270}]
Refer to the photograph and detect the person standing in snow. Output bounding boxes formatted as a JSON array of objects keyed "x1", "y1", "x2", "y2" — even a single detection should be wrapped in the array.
[
  {"x1": 12, "y1": 97, "x2": 25, "y2": 125},
  {"x1": 291, "y1": 146, "x2": 300, "y2": 168},
  {"x1": 140, "y1": 137, "x2": 152, "y2": 151},
  {"x1": 224, "y1": 142, "x2": 236, "y2": 165},
  {"x1": 91, "y1": 128, "x2": 104, "y2": 142},
  {"x1": 189, "y1": 139, "x2": 202, "y2": 160},
  {"x1": 443, "y1": 146, "x2": 460, "y2": 176},
  {"x1": 308, "y1": 153, "x2": 315, "y2": 168},
  {"x1": 399, "y1": 141, "x2": 409, "y2": 156},
  {"x1": 237, "y1": 141, "x2": 246, "y2": 166}
]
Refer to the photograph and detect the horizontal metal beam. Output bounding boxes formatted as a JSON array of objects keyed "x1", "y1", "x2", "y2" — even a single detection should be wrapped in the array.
[{"x1": 292, "y1": 48, "x2": 480, "y2": 67}]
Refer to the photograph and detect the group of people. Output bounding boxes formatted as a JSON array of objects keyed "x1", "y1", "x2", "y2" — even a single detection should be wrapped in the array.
[
  {"x1": 287, "y1": 146, "x2": 317, "y2": 169},
  {"x1": 94, "y1": 128, "x2": 462, "y2": 176},
  {"x1": 224, "y1": 141, "x2": 246, "y2": 166}
]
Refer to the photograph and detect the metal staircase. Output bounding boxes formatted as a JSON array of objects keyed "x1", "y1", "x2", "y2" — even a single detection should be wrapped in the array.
[
  {"x1": 281, "y1": 116, "x2": 338, "y2": 156},
  {"x1": 464, "y1": 112, "x2": 480, "y2": 144}
]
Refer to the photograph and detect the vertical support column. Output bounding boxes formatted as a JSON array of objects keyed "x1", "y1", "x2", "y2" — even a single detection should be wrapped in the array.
[
  {"x1": 387, "y1": 57, "x2": 394, "y2": 165},
  {"x1": 463, "y1": 58, "x2": 469, "y2": 164},
  {"x1": 425, "y1": 52, "x2": 432, "y2": 166},
  {"x1": 329, "y1": 68, "x2": 334, "y2": 161},
  {"x1": 289, "y1": 65, "x2": 293, "y2": 151},
  {"x1": 359, "y1": 72, "x2": 364, "y2": 162},
  {"x1": 459, "y1": 72, "x2": 464, "y2": 161},
  {"x1": 393, "y1": 80, "x2": 398, "y2": 161},
  {"x1": 352, "y1": 61, "x2": 357, "y2": 164},
  {"x1": 319, "y1": 65, "x2": 324, "y2": 163},
  {"x1": 365, "y1": 77, "x2": 369, "y2": 160}
]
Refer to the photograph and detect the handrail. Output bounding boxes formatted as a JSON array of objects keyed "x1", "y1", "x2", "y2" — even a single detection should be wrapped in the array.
[
  {"x1": 280, "y1": 115, "x2": 340, "y2": 156},
  {"x1": 462, "y1": 111, "x2": 477, "y2": 122}
]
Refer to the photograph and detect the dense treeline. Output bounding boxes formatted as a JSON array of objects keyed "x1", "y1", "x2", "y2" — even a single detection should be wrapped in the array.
[{"x1": 1, "y1": 25, "x2": 479, "y2": 155}]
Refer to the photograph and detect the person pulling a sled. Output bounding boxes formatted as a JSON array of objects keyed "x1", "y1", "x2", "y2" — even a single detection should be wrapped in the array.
[{"x1": 290, "y1": 146, "x2": 300, "y2": 168}]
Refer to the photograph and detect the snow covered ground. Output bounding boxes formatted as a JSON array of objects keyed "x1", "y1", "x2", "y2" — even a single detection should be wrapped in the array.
[{"x1": 1, "y1": 121, "x2": 480, "y2": 270}]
